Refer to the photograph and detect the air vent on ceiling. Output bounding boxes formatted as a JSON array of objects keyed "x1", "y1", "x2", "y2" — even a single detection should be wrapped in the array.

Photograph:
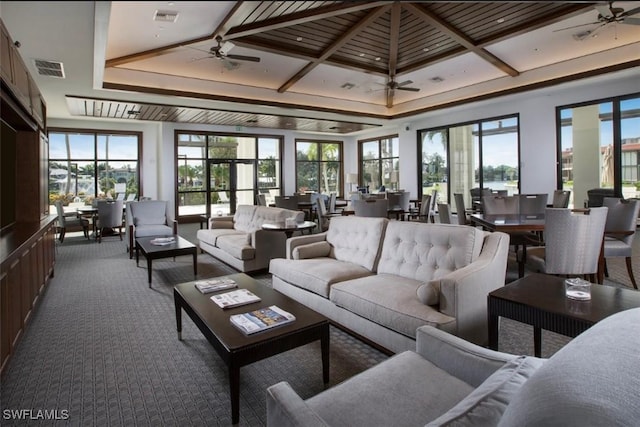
[
  {"x1": 154, "y1": 10, "x2": 179, "y2": 23},
  {"x1": 33, "y1": 59, "x2": 65, "y2": 78}
]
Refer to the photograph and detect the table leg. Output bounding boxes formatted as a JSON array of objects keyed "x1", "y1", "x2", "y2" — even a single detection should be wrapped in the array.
[
  {"x1": 534, "y1": 326, "x2": 542, "y2": 357},
  {"x1": 147, "y1": 258, "x2": 153, "y2": 286},
  {"x1": 321, "y1": 324, "x2": 330, "y2": 384},
  {"x1": 192, "y1": 250, "x2": 198, "y2": 276},
  {"x1": 488, "y1": 313, "x2": 499, "y2": 351},
  {"x1": 135, "y1": 244, "x2": 139, "y2": 266},
  {"x1": 229, "y1": 362, "x2": 240, "y2": 425},
  {"x1": 175, "y1": 299, "x2": 182, "y2": 341}
]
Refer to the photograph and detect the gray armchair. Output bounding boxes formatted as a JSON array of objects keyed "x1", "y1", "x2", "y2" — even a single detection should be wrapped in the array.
[
  {"x1": 266, "y1": 308, "x2": 640, "y2": 427},
  {"x1": 126, "y1": 200, "x2": 177, "y2": 258},
  {"x1": 602, "y1": 197, "x2": 640, "y2": 289}
]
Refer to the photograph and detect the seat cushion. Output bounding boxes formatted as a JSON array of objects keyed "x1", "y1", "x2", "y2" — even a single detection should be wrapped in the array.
[
  {"x1": 133, "y1": 224, "x2": 174, "y2": 238},
  {"x1": 329, "y1": 273, "x2": 456, "y2": 338},
  {"x1": 307, "y1": 351, "x2": 474, "y2": 427},
  {"x1": 426, "y1": 356, "x2": 543, "y2": 427},
  {"x1": 216, "y1": 234, "x2": 255, "y2": 260},
  {"x1": 269, "y1": 258, "x2": 375, "y2": 298},
  {"x1": 197, "y1": 228, "x2": 247, "y2": 247}
]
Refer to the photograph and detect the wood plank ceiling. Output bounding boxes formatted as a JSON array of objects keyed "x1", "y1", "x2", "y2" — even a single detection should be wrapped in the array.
[{"x1": 97, "y1": 1, "x2": 596, "y2": 132}]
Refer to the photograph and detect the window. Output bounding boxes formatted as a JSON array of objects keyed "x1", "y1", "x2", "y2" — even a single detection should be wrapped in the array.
[
  {"x1": 48, "y1": 130, "x2": 140, "y2": 206},
  {"x1": 557, "y1": 94, "x2": 640, "y2": 207},
  {"x1": 177, "y1": 132, "x2": 282, "y2": 218},
  {"x1": 295, "y1": 140, "x2": 342, "y2": 195},
  {"x1": 359, "y1": 135, "x2": 399, "y2": 193},
  {"x1": 419, "y1": 115, "x2": 519, "y2": 208}
]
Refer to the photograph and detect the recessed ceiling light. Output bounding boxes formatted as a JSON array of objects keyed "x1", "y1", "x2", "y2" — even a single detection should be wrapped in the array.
[
  {"x1": 423, "y1": 47, "x2": 430, "y2": 52},
  {"x1": 359, "y1": 53, "x2": 365, "y2": 57},
  {"x1": 375, "y1": 57, "x2": 381, "y2": 61},
  {"x1": 497, "y1": 18, "x2": 505, "y2": 24},
  {"x1": 296, "y1": 36, "x2": 303, "y2": 42}
]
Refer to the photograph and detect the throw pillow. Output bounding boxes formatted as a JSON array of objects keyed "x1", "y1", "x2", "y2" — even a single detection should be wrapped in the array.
[
  {"x1": 292, "y1": 241, "x2": 331, "y2": 260},
  {"x1": 416, "y1": 280, "x2": 440, "y2": 306},
  {"x1": 425, "y1": 356, "x2": 543, "y2": 427}
]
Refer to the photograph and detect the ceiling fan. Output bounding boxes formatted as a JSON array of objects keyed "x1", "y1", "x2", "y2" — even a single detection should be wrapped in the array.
[
  {"x1": 384, "y1": 78, "x2": 420, "y2": 108},
  {"x1": 554, "y1": 1, "x2": 640, "y2": 37},
  {"x1": 188, "y1": 36, "x2": 261, "y2": 70}
]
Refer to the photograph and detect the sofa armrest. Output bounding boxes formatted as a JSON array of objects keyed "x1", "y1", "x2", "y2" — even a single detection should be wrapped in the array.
[
  {"x1": 416, "y1": 325, "x2": 520, "y2": 388},
  {"x1": 437, "y1": 231, "x2": 510, "y2": 346},
  {"x1": 285, "y1": 232, "x2": 329, "y2": 259},
  {"x1": 209, "y1": 216, "x2": 234, "y2": 229},
  {"x1": 266, "y1": 381, "x2": 329, "y2": 427}
]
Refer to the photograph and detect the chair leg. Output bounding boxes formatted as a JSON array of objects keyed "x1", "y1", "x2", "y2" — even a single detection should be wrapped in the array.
[
  {"x1": 59, "y1": 228, "x2": 66, "y2": 243},
  {"x1": 625, "y1": 257, "x2": 638, "y2": 290}
]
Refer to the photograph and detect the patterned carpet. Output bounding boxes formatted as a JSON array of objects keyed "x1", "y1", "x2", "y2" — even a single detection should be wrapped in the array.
[{"x1": 1, "y1": 224, "x2": 637, "y2": 426}]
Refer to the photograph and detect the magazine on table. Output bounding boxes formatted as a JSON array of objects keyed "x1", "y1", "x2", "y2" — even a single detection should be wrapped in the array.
[
  {"x1": 194, "y1": 278, "x2": 237, "y2": 294},
  {"x1": 150, "y1": 237, "x2": 175, "y2": 246},
  {"x1": 211, "y1": 289, "x2": 261, "y2": 309},
  {"x1": 229, "y1": 305, "x2": 296, "y2": 335}
]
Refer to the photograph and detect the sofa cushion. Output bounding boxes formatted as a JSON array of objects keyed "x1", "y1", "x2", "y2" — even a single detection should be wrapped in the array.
[
  {"x1": 377, "y1": 222, "x2": 484, "y2": 282},
  {"x1": 416, "y1": 280, "x2": 440, "y2": 306},
  {"x1": 292, "y1": 241, "x2": 331, "y2": 260},
  {"x1": 325, "y1": 216, "x2": 388, "y2": 271},
  {"x1": 216, "y1": 234, "x2": 255, "y2": 260},
  {"x1": 270, "y1": 258, "x2": 375, "y2": 298},
  {"x1": 197, "y1": 228, "x2": 246, "y2": 247},
  {"x1": 232, "y1": 205, "x2": 258, "y2": 233},
  {"x1": 307, "y1": 351, "x2": 474, "y2": 427},
  {"x1": 330, "y1": 273, "x2": 456, "y2": 338},
  {"x1": 426, "y1": 356, "x2": 543, "y2": 427}
]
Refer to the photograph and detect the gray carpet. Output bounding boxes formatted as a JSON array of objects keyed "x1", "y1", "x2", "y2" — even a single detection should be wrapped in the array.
[{"x1": 1, "y1": 224, "x2": 637, "y2": 426}]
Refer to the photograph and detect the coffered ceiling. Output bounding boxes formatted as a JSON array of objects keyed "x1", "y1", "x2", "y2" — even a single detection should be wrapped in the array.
[{"x1": 2, "y1": 1, "x2": 639, "y2": 134}]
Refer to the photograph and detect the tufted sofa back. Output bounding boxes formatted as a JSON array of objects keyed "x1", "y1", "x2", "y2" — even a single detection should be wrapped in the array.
[
  {"x1": 233, "y1": 205, "x2": 305, "y2": 233},
  {"x1": 377, "y1": 222, "x2": 484, "y2": 281},
  {"x1": 326, "y1": 216, "x2": 388, "y2": 271}
]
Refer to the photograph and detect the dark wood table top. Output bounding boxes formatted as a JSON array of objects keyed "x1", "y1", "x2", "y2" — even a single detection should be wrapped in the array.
[
  {"x1": 490, "y1": 273, "x2": 640, "y2": 324},
  {"x1": 174, "y1": 273, "x2": 328, "y2": 350},
  {"x1": 470, "y1": 213, "x2": 545, "y2": 232},
  {"x1": 136, "y1": 234, "x2": 195, "y2": 255}
]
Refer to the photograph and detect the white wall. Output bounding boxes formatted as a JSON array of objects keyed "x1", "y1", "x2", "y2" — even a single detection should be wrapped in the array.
[{"x1": 48, "y1": 68, "x2": 639, "y2": 212}]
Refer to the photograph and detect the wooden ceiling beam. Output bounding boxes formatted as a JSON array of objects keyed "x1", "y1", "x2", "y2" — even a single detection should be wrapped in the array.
[
  {"x1": 404, "y1": 2, "x2": 520, "y2": 77},
  {"x1": 278, "y1": 5, "x2": 391, "y2": 93}
]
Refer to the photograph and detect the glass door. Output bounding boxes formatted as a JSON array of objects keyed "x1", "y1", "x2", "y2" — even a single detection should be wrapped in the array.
[{"x1": 208, "y1": 159, "x2": 255, "y2": 216}]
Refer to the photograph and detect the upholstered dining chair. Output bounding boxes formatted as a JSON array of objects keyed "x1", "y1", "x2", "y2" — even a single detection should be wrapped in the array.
[
  {"x1": 551, "y1": 190, "x2": 571, "y2": 208},
  {"x1": 482, "y1": 195, "x2": 519, "y2": 215},
  {"x1": 353, "y1": 198, "x2": 389, "y2": 218},
  {"x1": 274, "y1": 195, "x2": 299, "y2": 211},
  {"x1": 126, "y1": 200, "x2": 177, "y2": 258},
  {"x1": 525, "y1": 207, "x2": 608, "y2": 282},
  {"x1": 602, "y1": 197, "x2": 640, "y2": 289},
  {"x1": 96, "y1": 199, "x2": 124, "y2": 243},
  {"x1": 453, "y1": 193, "x2": 472, "y2": 225},
  {"x1": 408, "y1": 194, "x2": 431, "y2": 222},
  {"x1": 255, "y1": 193, "x2": 267, "y2": 206},
  {"x1": 518, "y1": 194, "x2": 548, "y2": 215},
  {"x1": 54, "y1": 200, "x2": 89, "y2": 243},
  {"x1": 315, "y1": 196, "x2": 341, "y2": 231},
  {"x1": 437, "y1": 203, "x2": 454, "y2": 224},
  {"x1": 426, "y1": 189, "x2": 438, "y2": 223}
]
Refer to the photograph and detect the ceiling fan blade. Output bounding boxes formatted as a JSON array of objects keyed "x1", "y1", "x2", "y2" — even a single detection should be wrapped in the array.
[
  {"x1": 397, "y1": 80, "x2": 413, "y2": 87},
  {"x1": 397, "y1": 87, "x2": 420, "y2": 92},
  {"x1": 553, "y1": 21, "x2": 600, "y2": 32},
  {"x1": 185, "y1": 45, "x2": 213, "y2": 55},
  {"x1": 620, "y1": 5, "x2": 640, "y2": 18},
  {"x1": 622, "y1": 17, "x2": 640, "y2": 25},
  {"x1": 226, "y1": 54, "x2": 261, "y2": 62}
]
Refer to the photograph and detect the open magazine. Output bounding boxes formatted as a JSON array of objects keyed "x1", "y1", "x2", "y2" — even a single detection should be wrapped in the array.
[
  {"x1": 211, "y1": 289, "x2": 261, "y2": 309},
  {"x1": 230, "y1": 305, "x2": 296, "y2": 335}
]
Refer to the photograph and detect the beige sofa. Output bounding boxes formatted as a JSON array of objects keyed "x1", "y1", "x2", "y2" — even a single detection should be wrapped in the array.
[
  {"x1": 197, "y1": 205, "x2": 305, "y2": 273},
  {"x1": 269, "y1": 216, "x2": 510, "y2": 353}
]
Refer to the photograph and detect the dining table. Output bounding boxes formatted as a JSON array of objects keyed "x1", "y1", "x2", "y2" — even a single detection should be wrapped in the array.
[{"x1": 469, "y1": 212, "x2": 605, "y2": 283}]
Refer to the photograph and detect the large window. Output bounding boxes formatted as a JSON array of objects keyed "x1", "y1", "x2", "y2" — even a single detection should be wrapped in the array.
[
  {"x1": 359, "y1": 135, "x2": 399, "y2": 193},
  {"x1": 419, "y1": 115, "x2": 519, "y2": 208},
  {"x1": 48, "y1": 130, "x2": 140, "y2": 206},
  {"x1": 557, "y1": 94, "x2": 639, "y2": 207},
  {"x1": 295, "y1": 140, "x2": 342, "y2": 195},
  {"x1": 177, "y1": 132, "x2": 282, "y2": 218}
]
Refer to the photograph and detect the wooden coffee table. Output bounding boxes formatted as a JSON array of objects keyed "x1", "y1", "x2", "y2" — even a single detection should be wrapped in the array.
[
  {"x1": 488, "y1": 273, "x2": 640, "y2": 356},
  {"x1": 173, "y1": 273, "x2": 329, "y2": 424},
  {"x1": 135, "y1": 235, "x2": 197, "y2": 286}
]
